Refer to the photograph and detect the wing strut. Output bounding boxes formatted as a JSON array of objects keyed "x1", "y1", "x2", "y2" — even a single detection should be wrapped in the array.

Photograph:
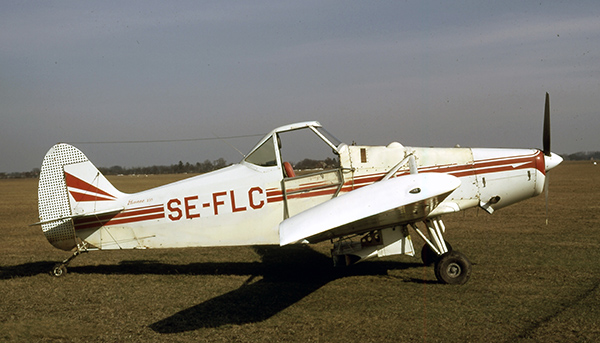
[{"x1": 382, "y1": 152, "x2": 417, "y2": 181}]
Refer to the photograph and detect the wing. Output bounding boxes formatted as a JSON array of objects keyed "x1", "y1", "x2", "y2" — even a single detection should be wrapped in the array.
[{"x1": 279, "y1": 173, "x2": 461, "y2": 245}]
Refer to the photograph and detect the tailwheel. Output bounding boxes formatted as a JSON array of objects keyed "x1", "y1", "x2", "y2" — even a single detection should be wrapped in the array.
[
  {"x1": 434, "y1": 251, "x2": 471, "y2": 285},
  {"x1": 50, "y1": 244, "x2": 87, "y2": 277},
  {"x1": 52, "y1": 263, "x2": 67, "y2": 277},
  {"x1": 421, "y1": 241, "x2": 452, "y2": 266}
]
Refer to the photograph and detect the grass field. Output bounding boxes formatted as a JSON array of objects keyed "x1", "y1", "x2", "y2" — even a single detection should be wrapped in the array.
[{"x1": 1, "y1": 162, "x2": 599, "y2": 342}]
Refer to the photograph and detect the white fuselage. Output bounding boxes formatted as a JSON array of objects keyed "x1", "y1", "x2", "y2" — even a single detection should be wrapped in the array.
[{"x1": 73, "y1": 144, "x2": 549, "y2": 251}]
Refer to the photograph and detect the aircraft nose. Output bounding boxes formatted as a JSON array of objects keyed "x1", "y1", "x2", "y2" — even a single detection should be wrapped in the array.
[{"x1": 545, "y1": 152, "x2": 563, "y2": 172}]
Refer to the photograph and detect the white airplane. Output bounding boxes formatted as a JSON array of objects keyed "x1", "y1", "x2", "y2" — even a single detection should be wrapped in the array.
[{"x1": 34, "y1": 94, "x2": 562, "y2": 284}]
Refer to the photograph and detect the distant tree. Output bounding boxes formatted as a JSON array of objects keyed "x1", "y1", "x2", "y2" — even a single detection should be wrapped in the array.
[
  {"x1": 565, "y1": 151, "x2": 600, "y2": 161},
  {"x1": 109, "y1": 165, "x2": 124, "y2": 175},
  {"x1": 213, "y1": 158, "x2": 227, "y2": 170},
  {"x1": 323, "y1": 157, "x2": 340, "y2": 168},
  {"x1": 294, "y1": 157, "x2": 339, "y2": 170},
  {"x1": 295, "y1": 158, "x2": 320, "y2": 169}
]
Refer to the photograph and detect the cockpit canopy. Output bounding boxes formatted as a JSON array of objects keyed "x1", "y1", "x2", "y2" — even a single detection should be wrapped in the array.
[{"x1": 243, "y1": 121, "x2": 343, "y2": 173}]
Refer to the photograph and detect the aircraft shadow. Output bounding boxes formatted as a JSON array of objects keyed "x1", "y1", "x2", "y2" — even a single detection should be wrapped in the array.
[
  {"x1": 0, "y1": 261, "x2": 58, "y2": 280},
  {"x1": 0, "y1": 247, "x2": 421, "y2": 281},
  {"x1": 150, "y1": 247, "x2": 332, "y2": 333},
  {"x1": 0, "y1": 246, "x2": 427, "y2": 333},
  {"x1": 149, "y1": 246, "x2": 424, "y2": 333}
]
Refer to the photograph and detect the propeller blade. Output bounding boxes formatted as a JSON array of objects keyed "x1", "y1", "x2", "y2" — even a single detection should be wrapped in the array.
[
  {"x1": 544, "y1": 173, "x2": 549, "y2": 225},
  {"x1": 543, "y1": 92, "x2": 551, "y2": 156},
  {"x1": 543, "y1": 93, "x2": 551, "y2": 225}
]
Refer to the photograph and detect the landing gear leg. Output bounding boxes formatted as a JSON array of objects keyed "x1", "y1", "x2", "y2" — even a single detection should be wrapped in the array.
[
  {"x1": 51, "y1": 244, "x2": 88, "y2": 277},
  {"x1": 421, "y1": 241, "x2": 452, "y2": 266},
  {"x1": 410, "y1": 218, "x2": 472, "y2": 285}
]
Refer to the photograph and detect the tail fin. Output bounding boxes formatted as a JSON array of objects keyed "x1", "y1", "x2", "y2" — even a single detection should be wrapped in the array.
[{"x1": 37, "y1": 143, "x2": 125, "y2": 251}]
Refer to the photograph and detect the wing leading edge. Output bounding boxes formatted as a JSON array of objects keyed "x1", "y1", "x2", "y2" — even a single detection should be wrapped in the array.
[{"x1": 279, "y1": 173, "x2": 461, "y2": 245}]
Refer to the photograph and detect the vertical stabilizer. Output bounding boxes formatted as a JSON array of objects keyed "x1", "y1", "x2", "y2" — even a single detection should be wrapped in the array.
[{"x1": 38, "y1": 143, "x2": 125, "y2": 251}]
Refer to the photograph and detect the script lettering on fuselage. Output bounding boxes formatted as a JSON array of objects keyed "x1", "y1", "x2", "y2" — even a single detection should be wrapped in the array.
[{"x1": 166, "y1": 187, "x2": 266, "y2": 221}]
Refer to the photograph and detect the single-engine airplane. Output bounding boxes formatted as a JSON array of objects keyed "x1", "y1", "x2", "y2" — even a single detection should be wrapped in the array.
[{"x1": 34, "y1": 94, "x2": 562, "y2": 284}]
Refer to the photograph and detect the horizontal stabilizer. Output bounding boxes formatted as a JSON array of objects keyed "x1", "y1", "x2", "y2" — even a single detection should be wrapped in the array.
[
  {"x1": 279, "y1": 173, "x2": 460, "y2": 245},
  {"x1": 30, "y1": 207, "x2": 124, "y2": 227}
]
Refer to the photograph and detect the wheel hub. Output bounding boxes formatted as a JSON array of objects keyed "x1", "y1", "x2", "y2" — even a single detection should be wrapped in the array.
[{"x1": 446, "y1": 262, "x2": 462, "y2": 278}]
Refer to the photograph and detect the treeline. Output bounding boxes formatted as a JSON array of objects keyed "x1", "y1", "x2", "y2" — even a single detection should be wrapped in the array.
[
  {"x1": 294, "y1": 157, "x2": 339, "y2": 170},
  {"x1": 563, "y1": 151, "x2": 600, "y2": 161},
  {"x1": 0, "y1": 159, "x2": 229, "y2": 179},
  {"x1": 95, "y1": 157, "x2": 339, "y2": 175},
  {"x1": 1, "y1": 152, "x2": 597, "y2": 179},
  {"x1": 1, "y1": 169, "x2": 41, "y2": 179},
  {"x1": 98, "y1": 158, "x2": 228, "y2": 176}
]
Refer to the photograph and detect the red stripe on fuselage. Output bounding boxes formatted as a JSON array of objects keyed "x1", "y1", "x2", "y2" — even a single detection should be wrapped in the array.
[
  {"x1": 74, "y1": 205, "x2": 165, "y2": 231},
  {"x1": 266, "y1": 151, "x2": 541, "y2": 203}
]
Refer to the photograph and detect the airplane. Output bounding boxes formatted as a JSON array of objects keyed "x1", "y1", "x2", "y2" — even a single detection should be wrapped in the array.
[{"x1": 33, "y1": 93, "x2": 562, "y2": 285}]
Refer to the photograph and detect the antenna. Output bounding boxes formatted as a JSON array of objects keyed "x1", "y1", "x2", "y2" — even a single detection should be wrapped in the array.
[{"x1": 212, "y1": 132, "x2": 246, "y2": 158}]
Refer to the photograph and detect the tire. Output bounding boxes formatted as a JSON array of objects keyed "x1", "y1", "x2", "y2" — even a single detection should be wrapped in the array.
[
  {"x1": 332, "y1": 254, "x2": 346, "y2": 267},
  {"x1": 434, "y1": 251, "x2": 471, "y2": 285},
  {"x1": 332, "y1": 254, "x2": 360, "y2": 267},
  {"x1": 421, "y1": 241, "x2": 452, "y2": 266},
  {"x1": 52, "y1": 264, "x2": 67, "y2": 277}
]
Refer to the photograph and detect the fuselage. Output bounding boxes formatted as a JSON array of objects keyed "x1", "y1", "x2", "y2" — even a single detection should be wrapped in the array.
[
  {"x1": 38, "y1": 107, "x2": 561, "y2": 284},
  {"x1": 73, "y1": 143, "x2": 556, "y2": 251},
  {"x1": 39, "y1": 121, "x2": 562, "y2": 252}
]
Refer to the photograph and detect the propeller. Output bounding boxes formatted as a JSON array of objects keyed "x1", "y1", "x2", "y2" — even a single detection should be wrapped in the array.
[
  {"x1": 543, "y1": 93, "x2": 550, "y2": 225},
  {"x1": 543, "y1": 92, "x2": 551, "y2": 156},
  {"x1": 541, "y1": 93, "x2": 564, "y2": 224}
]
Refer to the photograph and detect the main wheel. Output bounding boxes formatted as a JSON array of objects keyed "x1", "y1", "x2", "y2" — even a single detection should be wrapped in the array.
[
  {"x1": 332, "y1": 254, "x2": 360, "y2": 267},
  {"x1": 434, "y1": 251, "x2": 471, "y2": 285},
  {"x1": 421, "y1": 241, "x2": 452, "y2": 266}
]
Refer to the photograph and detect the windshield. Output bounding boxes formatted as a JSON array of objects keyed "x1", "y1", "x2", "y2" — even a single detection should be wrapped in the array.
[
  {"x1": 315, "y1": 127, "x2": 342, "y2": 148},
  {"x1": 244, "y1": 136, "x2": 277, "y2": 167},
  {"x1": 243, "y1": 122, "x2": 344, "y2": 171}
]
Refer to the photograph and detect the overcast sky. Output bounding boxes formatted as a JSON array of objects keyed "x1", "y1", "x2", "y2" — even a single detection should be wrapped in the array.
[{"x1": 2, "y1": 1, "x2": 599, "y2": 173}]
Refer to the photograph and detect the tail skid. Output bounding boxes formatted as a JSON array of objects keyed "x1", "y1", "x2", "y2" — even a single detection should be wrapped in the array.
[{"x1": 37, "y1": 143, "x2": 125, "y2": 251}]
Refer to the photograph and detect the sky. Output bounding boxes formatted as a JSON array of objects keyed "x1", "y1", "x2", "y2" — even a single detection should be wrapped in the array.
[{"x1": 2, "y1": 1, "x2": 599, "y2": 173}]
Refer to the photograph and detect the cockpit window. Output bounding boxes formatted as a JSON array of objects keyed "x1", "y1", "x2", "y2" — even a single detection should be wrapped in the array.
[
  {"x1": 244, "y1": 136, "x2": 277, "y2": 167},
  {"x1": 278, "y1": 127, "x2": 340, "y2": 172}
]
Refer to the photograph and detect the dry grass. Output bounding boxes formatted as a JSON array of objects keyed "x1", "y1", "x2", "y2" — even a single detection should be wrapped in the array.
[{"x1": 1, "y1": 162, "x2": 599, "y2": 342}]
